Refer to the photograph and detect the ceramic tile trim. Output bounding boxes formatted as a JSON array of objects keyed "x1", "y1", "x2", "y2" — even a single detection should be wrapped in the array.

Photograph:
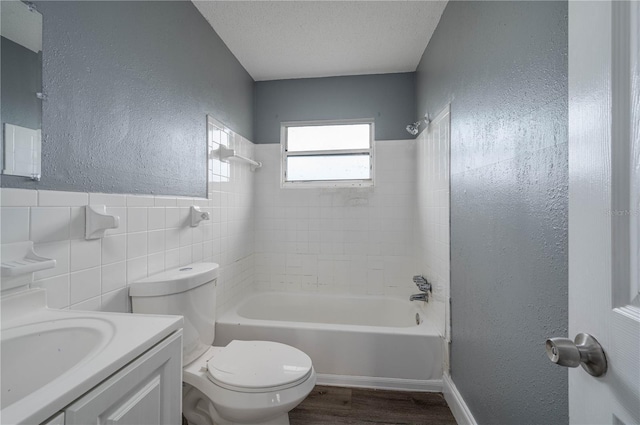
[{"x1": 416, "y1": 107, "x2": 451, "y2": 352}]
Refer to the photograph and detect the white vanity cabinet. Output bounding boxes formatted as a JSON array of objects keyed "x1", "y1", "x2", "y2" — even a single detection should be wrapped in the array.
[
  {"x1": 41, "y1": 412, "x2": 65, "y2": 425},
  {"x1": 63, "y1": 331, "x2": 182, "y2": 425}
]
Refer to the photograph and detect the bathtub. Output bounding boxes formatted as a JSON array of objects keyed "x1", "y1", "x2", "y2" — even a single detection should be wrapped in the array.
[{"x1": 215, "y1": 292, "x2": 443, "y2": 392}]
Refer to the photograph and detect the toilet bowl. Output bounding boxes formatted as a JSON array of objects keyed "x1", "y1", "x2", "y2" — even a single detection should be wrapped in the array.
[
  {"x1": 129, "y1": 263, "x2": 316, "y2": 425},
  {"x1": 183, "y1": 342, "x2": 316, "y2": 425}
]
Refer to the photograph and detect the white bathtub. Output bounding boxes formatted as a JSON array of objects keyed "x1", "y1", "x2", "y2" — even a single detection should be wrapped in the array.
[{"x1": 215, "y1": 292, "x2": 443, "y2": 392}]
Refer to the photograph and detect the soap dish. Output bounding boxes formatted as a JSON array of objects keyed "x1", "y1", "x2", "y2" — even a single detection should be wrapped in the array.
[{"x1": 1, "y1": 241, "x2": 56, "y2": 277}]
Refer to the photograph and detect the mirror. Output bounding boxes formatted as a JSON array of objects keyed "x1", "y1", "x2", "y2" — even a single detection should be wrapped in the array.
[{"x1": 1, "y1": 0, "x2": 43, "y2": 180}]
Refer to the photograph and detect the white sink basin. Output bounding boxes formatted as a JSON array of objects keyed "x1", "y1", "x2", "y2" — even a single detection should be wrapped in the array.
[
  {"x1": 0, "y1": 289, "x2": 182, "y2": 425},
  {"x1": 0, "y1": 317, "x2": 114, "y2": 409}
]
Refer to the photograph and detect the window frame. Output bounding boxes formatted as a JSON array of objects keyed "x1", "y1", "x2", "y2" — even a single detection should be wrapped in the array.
[{"x1": 280, "y1": 119, "x2": 375, "y2": 188}]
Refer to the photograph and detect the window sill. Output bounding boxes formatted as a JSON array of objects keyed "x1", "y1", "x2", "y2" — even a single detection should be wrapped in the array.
[{"x1": 281, "y1": 180, "x2": 374, "y2": 189}]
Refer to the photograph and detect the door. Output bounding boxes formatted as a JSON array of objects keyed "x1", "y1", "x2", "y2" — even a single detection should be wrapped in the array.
[{"x1": 568, "y1": 1, "x2": 640, "y2": 424}]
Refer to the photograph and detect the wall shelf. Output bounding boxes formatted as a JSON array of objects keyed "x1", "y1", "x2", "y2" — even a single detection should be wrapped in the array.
[
  {"x1": 1, "y1": 241, "x2": 56, "y2": 277},
  {"x1": 214, "y1": 145, "x2": 262, "y2": 171}
]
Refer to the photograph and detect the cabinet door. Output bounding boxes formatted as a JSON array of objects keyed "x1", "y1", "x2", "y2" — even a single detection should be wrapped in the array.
[
  {"x1": 41, "y1": 412, "x2": 64, "y2": 425},
  {"x1": 65, "y1": 331, "x2": 182, "y2": 425}
]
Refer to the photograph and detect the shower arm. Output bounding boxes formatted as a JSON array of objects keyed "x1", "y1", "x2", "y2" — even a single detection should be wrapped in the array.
[{"x1": 405, "y1": 114, "x2": 431, "y2": 136}]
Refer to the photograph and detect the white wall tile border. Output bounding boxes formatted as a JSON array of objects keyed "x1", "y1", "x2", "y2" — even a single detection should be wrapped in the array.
[
  {"x1": 89, "y1": 193, "x2": 126, "y2": 207},
  {"x1": 126, "y1": 195, "x2": 154, "y2": 207},
  {"x1": 39, "y1": 190, "x2": 88, "y2": 207},
  {"x1": 1, "y1": 188, "x2": 38, "y2": 206}
]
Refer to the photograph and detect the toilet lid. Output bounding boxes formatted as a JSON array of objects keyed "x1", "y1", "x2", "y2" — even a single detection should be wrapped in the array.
[{"x1": 206, "y1": 340, "x2": 313, "y2": 391}]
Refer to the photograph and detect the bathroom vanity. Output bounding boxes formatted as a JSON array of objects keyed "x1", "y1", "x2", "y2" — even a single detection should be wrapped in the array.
[{"x1": 0, "y1": 289, "x2": 183, "y2": 425}]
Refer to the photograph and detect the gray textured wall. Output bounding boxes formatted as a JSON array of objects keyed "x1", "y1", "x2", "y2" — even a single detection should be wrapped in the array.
[
  {"x1": 1, "y1": 1, "x2": 253, "y2": 196},
  {"x1": 253, "y1": 73, "x2": 416, "y2": 144},
  {"x1": 416, "y1": 1, "x2": 568, "y2": 424}
]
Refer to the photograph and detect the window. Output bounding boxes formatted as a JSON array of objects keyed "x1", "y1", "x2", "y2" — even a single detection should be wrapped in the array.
[{"x1": 281, "y1": 120, "x2": 374, "y2": 187}]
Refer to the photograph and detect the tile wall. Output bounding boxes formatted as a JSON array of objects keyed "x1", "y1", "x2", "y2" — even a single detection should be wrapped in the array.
[
  {"x1": 1, "y1": 129, "x2": 449, "y2": 333},
  {"x1": 0, "y1": 135, "x2": 255, "y2": 315},
  {"x1": 416, "y1": 106, "x2": 451, "y2": 364},
  {"x1": 252, "y1": 140, "x2": 420, "y2": 297}
]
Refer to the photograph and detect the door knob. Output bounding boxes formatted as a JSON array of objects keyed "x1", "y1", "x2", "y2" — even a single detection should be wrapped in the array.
[{"x1": 545, "y1": 333, "x2": 607, "y2": 377}]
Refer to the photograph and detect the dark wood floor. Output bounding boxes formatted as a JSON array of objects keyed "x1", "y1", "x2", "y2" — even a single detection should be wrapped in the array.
[{"x1": 289, "y1": 385, "x2": 457, "y2": 425}]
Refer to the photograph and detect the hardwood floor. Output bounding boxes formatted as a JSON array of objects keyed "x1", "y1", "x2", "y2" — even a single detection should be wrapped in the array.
[{"x1": 289, "y1": 385, "x2": 457, "y2": 425}]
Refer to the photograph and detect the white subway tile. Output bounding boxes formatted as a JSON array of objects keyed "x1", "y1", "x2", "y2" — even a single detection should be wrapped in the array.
[
  {"x1": 193, "y1": 226, "x2": 204, "y2": 243},
  {"x1": 165, "y1": 208, "x2": 181, "y2": 228},
  {"x1": 148, "y1": 208, "x2": 165, "y2": 230},
  {"x1": 104, "y1": 207, "x2": 127, "y2": 235},
  {"x1": 203, "y1": 240, "x2": 213, "y2": 258},
  {"x1": 89, "y1": 193, "x2": 127, "y2": 207},
  {"x1": 1, "y1": 188, "x2": 37, "y2": 206},
  {"x1": 38, "y1": 190, "x2": 88, "y2": 207},
  {"x1": 148, "y1": 230, "x2": 165, "y2": 254},
  {"x1": 30, "y1": 207, "x2": 70, "y2": 243},
  {"x1": 102, "y1": 234, "x2": 126, "y2": 265},
  {"x1": 101, "y1": 261, "x2": 126, "y2": 293},
  {"x1": 179, "y1": 227, "x2": 192, "y2": 247},
  {"x1": 70, "y1": 267, "x2": 101, "y2": 305},
  {"x1": 165, "y1": 228, "x2": 180, "y2": 250},
  {"x1": 1, "y1": 207, "x2": 30, "y2": 243},
  {"x1": 127, "y1": 208, "x2": 147, "y2": 232},
  {"x1": 127, "y1": 256, "x2": 147, "y2": 283},
  {"x1": 178, "y1": 207, "x2": 190, "y2": 226},
  {"x1": 192, "y1": 243, "x2": 203, "y2": 262},
  {"x1": 126, "y1": 195, "x2": 154, "y2": 207},
  {"x1": 165, "y1": 249, "x2": 180, "y2": 270},
  {"x1": 127, "y1": 232, "x2": 147, "y2": 259},
  {"x1": 179, "y1": 246, "x2": 192, "y2": 265},
  {"x1": 32, "y1": 274, "x2": 69, "y2": 309},
  {"x1": 69, "y1": 207, "x2": 86, "y2": 240},
  {"x1": 148, "y1": 252, "x2": 164, "y2": 275},
  {"x1": 70, "y1": 239, "x2": 101, "y2": 271},
  {"x1": 33, "y1": 241, "x2": 70, "y2": 280}
]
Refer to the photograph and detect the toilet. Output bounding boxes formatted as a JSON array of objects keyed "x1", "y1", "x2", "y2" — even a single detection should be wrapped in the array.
[{"x1": 129, "y1": 263, "x2": 316, "y2": 425}]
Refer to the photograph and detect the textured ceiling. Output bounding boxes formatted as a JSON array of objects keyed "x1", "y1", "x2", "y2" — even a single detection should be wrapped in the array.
[{"x1": 192, "y1": 1, "x2": 447, "y2": 81}]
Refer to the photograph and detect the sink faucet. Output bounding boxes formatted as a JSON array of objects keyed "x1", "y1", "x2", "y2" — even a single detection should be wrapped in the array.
[{"x1": 410, "y1": 275, "x2": 432, "y2": 302}]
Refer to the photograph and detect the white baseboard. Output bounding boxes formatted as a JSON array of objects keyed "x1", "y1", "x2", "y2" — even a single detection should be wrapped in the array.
[
  {"x1": 315, "y1": 373, "x2": 442, "y2": 393},
  {"x1": 443, "y1": 373, "x2": 477, "y2": 425}
]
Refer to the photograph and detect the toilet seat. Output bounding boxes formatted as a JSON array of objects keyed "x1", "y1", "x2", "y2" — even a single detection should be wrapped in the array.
[
  {"x1": 206, "y1": 340, "x2": 313, "y2": 393},
  {"x1": 183, "y1": 342, "x2": 317, "y2": 425}
]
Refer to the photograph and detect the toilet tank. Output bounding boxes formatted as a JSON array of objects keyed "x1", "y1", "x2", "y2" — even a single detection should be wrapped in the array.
[{"x1": 129, "y1": 263, "x2": 219, "y2": 365}]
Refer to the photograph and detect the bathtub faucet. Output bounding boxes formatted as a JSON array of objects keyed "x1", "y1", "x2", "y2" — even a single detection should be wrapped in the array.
[
  {"x1": 410, "y1": 275, "x2": 432, "y2": 302},
  {"x1": 409, "y1": 293, "x2": 429, "y2": 302}
]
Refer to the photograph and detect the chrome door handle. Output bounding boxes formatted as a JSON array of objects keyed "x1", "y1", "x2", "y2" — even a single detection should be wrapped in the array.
[{"x1": 545, "y1": 333, "x2": 607, "y2": 377}]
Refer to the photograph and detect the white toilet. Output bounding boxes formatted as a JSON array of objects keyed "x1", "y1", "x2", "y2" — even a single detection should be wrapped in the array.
[{"x1": 129, "y1": 263, "x2": 316, "y2": 425}]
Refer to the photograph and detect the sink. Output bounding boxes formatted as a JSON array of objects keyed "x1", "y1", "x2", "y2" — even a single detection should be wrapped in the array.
[
  {"x1": 0, "y1": 289, "x2": 182, "y2": 425},
  {"x1": 0, "y1": 317, "x2": 114, "y2": 409}
]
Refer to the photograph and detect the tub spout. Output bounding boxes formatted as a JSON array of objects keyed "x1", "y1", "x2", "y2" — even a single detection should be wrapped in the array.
[
  {"x1": 410, "y1": 275, "x2": 431, "y2": 302},
  {"x1": 409, "y1": 293, "x2": 429, "y2": 302}
]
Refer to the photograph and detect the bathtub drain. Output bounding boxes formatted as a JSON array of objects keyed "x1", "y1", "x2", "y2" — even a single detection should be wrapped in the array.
[{"x1": 415, "y1": 313, "x2": 421, "y2": 325}]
